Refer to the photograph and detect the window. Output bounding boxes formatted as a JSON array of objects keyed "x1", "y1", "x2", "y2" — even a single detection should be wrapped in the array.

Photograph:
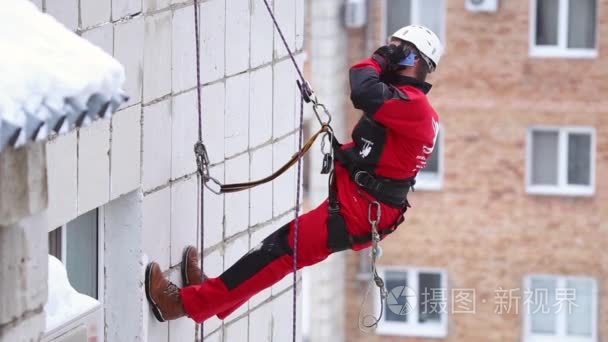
[
  {"x1": 417, "y1": 129, "x2": 443, "y2": 190},
  {"x1": 376, "y1": 267, "x2": 448, "y2": 338},
  {"x1": 530, "y1": 0, "x2": 598, "y2": 57},
  {"x1": 527, "y1": 126, "x2": 595, "y2": 196},
  {"x1": 384, "y1": 0, "x2": 446, "y2": 43},
  {"x1": 45, "y1": 209, "x2": 104, "y2": 341},
  {"x1": 523, "y1": 275, "x2": 598, "y2": 342},
  {"x1": 48, "y1": 209, "x2": 101, "y2": 299}
]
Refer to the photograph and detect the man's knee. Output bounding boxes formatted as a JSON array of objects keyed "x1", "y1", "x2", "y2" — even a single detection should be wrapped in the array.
[
  {"x1": 256, "y1": 223, "x2": 293, "y2": 257},
  {"x1": 219, "y1": 223, "x2": 293, "y2": 290}
]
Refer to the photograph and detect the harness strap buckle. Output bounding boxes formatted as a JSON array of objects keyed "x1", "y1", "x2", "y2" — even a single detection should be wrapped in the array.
[{"x1": 354, "y1": 171, "x2": 373, "y2": 188}]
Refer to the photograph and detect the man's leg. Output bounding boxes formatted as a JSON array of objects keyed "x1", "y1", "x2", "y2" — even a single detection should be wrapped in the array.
[{"x1": 180, "y1": 200, "x2": 332, "y2": 323}]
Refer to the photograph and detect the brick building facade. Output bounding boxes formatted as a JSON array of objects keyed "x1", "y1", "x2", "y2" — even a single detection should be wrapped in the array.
[{"x1": 338, "y1": 1, "x2": 608, "y2": 341}]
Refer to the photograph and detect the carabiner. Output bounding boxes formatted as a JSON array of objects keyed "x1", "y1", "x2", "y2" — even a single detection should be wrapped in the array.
[
  {"x1": 368, "y1": 201, "x2": 381, "y2": 225},
  {"x1": 312, "y1": 103, "x2": 332, "y2": 126}
]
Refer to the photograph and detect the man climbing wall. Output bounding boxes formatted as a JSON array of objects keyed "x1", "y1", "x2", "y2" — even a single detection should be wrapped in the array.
[{"x1": 145, "y1": 25, "x2": 443, "y2": 324}]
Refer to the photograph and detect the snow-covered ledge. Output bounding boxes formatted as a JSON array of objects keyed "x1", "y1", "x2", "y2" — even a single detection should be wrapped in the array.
[
  {"x1": 42, "y1": 256, "x2": 102, "y2": 342},
  {"x1": 0, "y1": 0, "x2": 127, "y2": 153},
  {"x1": 0, "y1": 0, "x2": 128, "y2": 225}
]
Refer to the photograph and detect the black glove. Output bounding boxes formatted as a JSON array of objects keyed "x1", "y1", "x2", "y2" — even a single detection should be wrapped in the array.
[{"x1": 373, "y1": 44, "x2": 406, "y2": 72}]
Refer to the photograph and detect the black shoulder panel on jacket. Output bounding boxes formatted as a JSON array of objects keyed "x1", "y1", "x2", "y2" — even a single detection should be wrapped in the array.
[{"x1": 350, "y1": 67, "x2": 408, "y2": 116}]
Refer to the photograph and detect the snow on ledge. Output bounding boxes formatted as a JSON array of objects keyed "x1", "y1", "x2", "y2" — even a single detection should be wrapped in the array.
[
  {"x1": 0, "y1": 0, "x2": 127, "y2": 152},
  {"x1": 45, "y1": 255, "x2": 100, "y2": 333}
]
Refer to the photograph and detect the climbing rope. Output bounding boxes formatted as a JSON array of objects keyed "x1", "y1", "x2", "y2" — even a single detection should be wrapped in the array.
[
  {"x1": 291, "y1": 95, "x2": 305, "y2": 342},
  {"x1": 192, "y1": 0, "x2": 205, "y2": 340},
  {"x1": 358, "y1": 202, "x2": 387, "y2": 332}
]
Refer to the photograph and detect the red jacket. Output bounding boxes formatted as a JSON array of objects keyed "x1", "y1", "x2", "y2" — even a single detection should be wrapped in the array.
[
  {"x1": 332, "y1": 56, "x2": 441, "y2": 243},
  {"x1": 340, "y1": 57, "x2": 440, "y2": 180}
]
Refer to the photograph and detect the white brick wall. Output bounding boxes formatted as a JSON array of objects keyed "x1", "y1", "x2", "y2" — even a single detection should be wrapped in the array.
[
  {"x1": 225, "y1": 0, "x2": 250, "y2": 76},
  {"x1": 225, "y1": 72, "x2": 250, "y2": 157},
  {"x1": 224, "y1": 153, "x2": 250, "y2": 237},
  {"x1": 273, "y1": 59, "x2": 296, "y2": 138},
  {"x1": 203, "y1": 164, "x2": 225, "y2": 249},
  {"x1": 45, "y1": 0, "x2": 79, "y2": 31},
  {"x1": 80, "y1": 0, "x2": 111, "y2": 28},
  {"x1": 143, "y1": 11, "x2": 172, "y2": 103},
  {"x1": 46, "y1": 131, "x2": 78, "y2": 230},
  {"x1": 274, "y1": 0, "x2": 296, "y2": 58},
  {"x1": 144, "y1": 0, "x2": 172, "y2": 13},
  {"x1": 169, "y1": 313, "x2": 196, "y2": 342},
  {"x1": 170, "y1": 177, "x2": 198, "y2": 265},
  {"x1": 202, "y1": 82, "x2": 226, "y2": 164},
  {"x1": 249, "y1": 66, "x2": 273, "y2": 147},
  {"x1": 171, "y1": 90, "x2": 198, "y2": 179},
  {"x1": 273, "y1": 134, "x2": 297, "y2": 216},
  {"x1": 82, "y1": 24, "x2": 114, "y2": 55},
  {"x1": 250, "y1": 145, "x2": 273, "y2": 226},
  {"x1": 200, "y1": 0, "x2": 225, "y2": 84},
  {"x1": 143, "y1": 99, "x2": 172, "y2": 191},
  {"x1": 172, "y1": 6, "x2": 197, "y2": 93},
  {"x1": 250, "y1": 0, "x2": 273, "y2": 68},
  {"x1": 114, "y1": 17, "x2": 145, "y2": 108},
  {"x1": 225, "y1": 316, "x2": 249, "y2": 341},
  {"x1": 112, "y1": 0, "x2": 141, "y2": 20},
  {"x1": 143, "y1": 187, "x2": 171, "y2": 270},
  {"x1": 39, "y1": 0, "x2": 305, "y2": 341},
  {"x1": 111, "y1": 105, "x2": 142, "y2": 199},
  {"x1": 249, "y1": 304, "x2": 272, "y2": 341},
  {"x1": 78, "y1": 118, "x2": 111, "y2": 215}
]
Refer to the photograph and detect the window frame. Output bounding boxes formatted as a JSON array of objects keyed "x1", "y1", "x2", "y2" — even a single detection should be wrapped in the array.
[
  {"x1": 416, "y1": 126, "x2": 444, "y2": 191},
  {"x1": 523, "y1": 274, "x2": 598, "y2": 342},
  {"x1": 44, "y1": 208, "x2": 105, "y2": 340},
  {"x1": 526, "y1": 126, "x2": 596, "y2": 196},
  {"x1": 382, "y1": 0, "x2": 447, "y2": 44},
  {"x1": 529, "y1": 0, "x2": 599, "y2": 58},
  {"x1": 375, "y1": 266, "x2": 448, "y2": 338}
]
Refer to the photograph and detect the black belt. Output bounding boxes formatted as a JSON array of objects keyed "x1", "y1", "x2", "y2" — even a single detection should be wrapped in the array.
[{"x1": 334, "y1": 149, "x2": 415, "y2": 208}]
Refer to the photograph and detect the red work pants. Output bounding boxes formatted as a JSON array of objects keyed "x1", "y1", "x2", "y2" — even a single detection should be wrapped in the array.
[{"x1": 180, "y1": 164, "x2": 404, "y2": 323}]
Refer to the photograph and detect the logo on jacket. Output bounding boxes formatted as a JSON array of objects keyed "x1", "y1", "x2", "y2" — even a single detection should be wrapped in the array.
[
  {"x1": 359, "y1": 138, "x2": 374, "y2": 158},
  {"x1": 422, "y1": 118, "x2": 440, "y2": 154}
]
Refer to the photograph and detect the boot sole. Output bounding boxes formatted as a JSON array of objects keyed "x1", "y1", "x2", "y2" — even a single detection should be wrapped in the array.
[
  {"x1": 145, "y1": 263, "x2": 166, "y2": 323},
  {"x1": 181, "y1": 246, "x2": 194, "y2": 287}
]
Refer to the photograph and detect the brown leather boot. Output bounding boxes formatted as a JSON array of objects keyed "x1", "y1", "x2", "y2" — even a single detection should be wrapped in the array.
[
  {"x1": 145, "y1": 262, "x2": 186, "y2": 322},
  {"x1": 181, "y1": 246, "x2": 208, "y2": 287}
]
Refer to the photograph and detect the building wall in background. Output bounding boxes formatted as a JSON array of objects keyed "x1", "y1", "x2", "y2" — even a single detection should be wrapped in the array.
[
  {"x1": 344, "y1": 0, "x2": 608, "y2": 341},
  {"x1": 2, "y1": 0, "x2": 307, "y2": 341}
]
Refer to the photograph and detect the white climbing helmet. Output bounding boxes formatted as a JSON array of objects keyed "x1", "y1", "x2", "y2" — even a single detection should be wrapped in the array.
[{"x1": 391, "y1": 25, "x2": 443, "y2": 72}]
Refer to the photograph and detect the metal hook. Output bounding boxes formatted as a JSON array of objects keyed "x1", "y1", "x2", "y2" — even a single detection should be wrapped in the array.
[
  {"x1": 368, "y1": 201, "x2": 381, "y2": 225},
  {"x1": 203, "y1": 176, "x2": 223, "y2": 195},
  {"x1": 312, "y1": 103, "x2": 332, "y2": 126},
  {"x1": 320, "y1": 130, "x2": 334, "y2": 155}
]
